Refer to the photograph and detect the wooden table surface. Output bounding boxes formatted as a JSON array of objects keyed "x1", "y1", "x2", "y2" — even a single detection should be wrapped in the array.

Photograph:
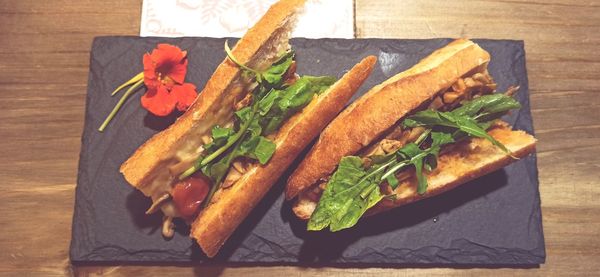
[{"x1": 1, "y1": 0, "x2": 599, "y2": 276}]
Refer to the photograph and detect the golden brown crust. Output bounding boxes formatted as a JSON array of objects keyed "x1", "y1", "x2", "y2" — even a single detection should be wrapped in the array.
[
  {"x1": 120, "y1": 0, "x2": 309, "y2": 257},
  {"x1": 285, "y1": 39, "x2": 492, "y2": 199},
  {"x1": 191, "y1": 56, "x2": 377, "y2": 257},
  {"x1": 120, "y1": 0, "x2": 306, "y2": 189},
  {"x1": 292, "y1": 123, "x2": 537, "y2": 220}
]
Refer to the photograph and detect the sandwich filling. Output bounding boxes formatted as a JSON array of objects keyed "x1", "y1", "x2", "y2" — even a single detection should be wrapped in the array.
[
  {"x1": 145, "y1": 44, "x2": 337, "y2": 237},
  {"x1": 304, "y1": 69, "x2": 522, "y2": 232}
]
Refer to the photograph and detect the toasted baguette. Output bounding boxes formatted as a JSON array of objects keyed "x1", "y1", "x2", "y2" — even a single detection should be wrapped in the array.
[
  {"x1": 193, "y1": 56, "x2": 376, "y2": 256},
  {"x1": 286, "y1": 39, "x2": 492, "y2": 200},
  {"x1": 119, "y1": 0, "x2": 375, "y2": 257},
  {"x1": 293, "y1": 122, "x2": 537, "y2": 219}
]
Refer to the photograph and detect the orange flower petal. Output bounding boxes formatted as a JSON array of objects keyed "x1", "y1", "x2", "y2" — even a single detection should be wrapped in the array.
[
  {"x1": 141, "y1": 85, "x2": 177, "y2": 116},
  {"x1": 143, "y1": 53, "x2": 159, "y2": 89},
  {"x1": 172, "y1": 83, "x2": 198, "y2": 111},
  {"x1": 168, "y1": 58, "x2": 188, "y2": 85}
]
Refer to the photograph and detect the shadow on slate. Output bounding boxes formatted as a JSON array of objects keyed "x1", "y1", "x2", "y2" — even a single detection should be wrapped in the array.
[{"x1": 70, "y1": 37, "x2": 545, "y2": 266}]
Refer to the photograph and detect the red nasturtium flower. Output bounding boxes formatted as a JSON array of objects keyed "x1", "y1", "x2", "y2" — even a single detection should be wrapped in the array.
[
  {"x1": 141, "y1": 44, "x2": 197, "y2": 116},
  {"x1": 143, "y1": 44, "x2": 188, "y2": 89},
  {"x1": 98, "y1": 43, "x2": 199, "y2": 132}
]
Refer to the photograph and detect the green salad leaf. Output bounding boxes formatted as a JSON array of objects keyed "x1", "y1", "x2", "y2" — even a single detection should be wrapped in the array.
[
  {"x1": 404, "y1": 94, "x2": 520, "y2": 156},
  {"x1": 383, "y1": 132, "x2": 454, "y2": 194},
  {"x1": 238, "y1": 136, "x2": 276, "y2": 164},
  {"x1": 259, "y1": 76, "x2": 336, "y2": 134},
  {"x1": 261, "y1": 51, "x2": 295, "y2": 87},
  {"x1": 453, "y1": 93, "x2": 521, "y2": 118},
  {"x1": 203, "y1": 125, "x2": 234, "y2": 153},
  {"x1": 307, "y1": 156, "x2": 385, "y2": 231}
]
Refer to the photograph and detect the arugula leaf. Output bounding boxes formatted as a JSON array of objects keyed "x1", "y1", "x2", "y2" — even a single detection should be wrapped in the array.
[
  {"x1": 402, "y1": 109, "x2": 455, "y2": 128},
  {"x1": 405, "y1": 93, "x2": 520, "y2": 129},
  {"x1": 225, "y1": 40, "x2": 296, "y2": 88},
  {"x1": 413, "y1": 157, "x2": 427, "y2": 194},
  {"x1": 440, "y1": 113, "x2": 511, "y2": 155},
  {"x1": 307, "y1": 156, "x2": 368, "y2": 231},
  {"x1": 258, "y1": 89, "x2": 279, "y2": 116},
  {"x1": 261, "y1": 51, "x2": 295, "y2": 87},
  {"x1": 200, "y1": 129, "x2": 249, "y2": 183},
  {"x1": 431, "y1": 131, "x2": 455, "y2": 145},
  {"x1": 395, "y1": 144, "x2": 431, "y2": 193},
  {"x1": 211, "y1": 125, "x2": 233, "y2": 139},
  {"x1": 330, "y1": 181, "x2": 383, "y2": 232},
  {"x1": 237, "y1": 135, "x2": 276, "y2": 164},
  {"x1": 201, "y1": 159, "x2": 229, "y2": 184},
  {"x1": 386, "y1": 174, "x2": 400, "y2": 189},
  {"x1": 415, "y1": 132, "x2": 454, "y2": 193},
  {"x1": 203, "y1": 125, "x2": 234, "y2": 153},
  {"x1": 280, "y1": 76, "x2": 335, "y2": 108},
  {"x1": 453, "y1": 93, "x2": 521, "y2": 118},
  {"x1": 301, "y1": 76, "x2": 338, "y2": 93},
  {"x1": 278, "y1": 80, "x2": 316, "y2": 110},
  {"x1": 200, "y1": 134, "x2": 275, "y2": 185},
  {"x1": 311, "y1": 153, "x2": 409, "y2": 232},
  {"x1": 235, "y1": 106, "x2": 262, "y2": 137},
  {"x1": 424, "y1": 131, "x2": 453, "y2": 171},
  {"x1": 404, "y1": 104, "x2": 512, "y2": 156},
  {"x1": 261, "y1": 76, "x2": 336, "y2": 134}
]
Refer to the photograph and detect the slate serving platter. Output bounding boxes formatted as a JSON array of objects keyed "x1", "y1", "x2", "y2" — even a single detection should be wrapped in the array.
[{"x1": 70, "y1": 37, "x2": 545, "y2": 266}]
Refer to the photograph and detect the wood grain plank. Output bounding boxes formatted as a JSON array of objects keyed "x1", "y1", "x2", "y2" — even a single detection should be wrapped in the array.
[
  {"x1": 0, "y1": 188, "x2": 74, "y2": 276},
  {"x1": 0, "y1": 0, "x2": 598, "y2": 276},
  {"x1": 0, "y1": 34, "x2": 106, "y2": 54}
]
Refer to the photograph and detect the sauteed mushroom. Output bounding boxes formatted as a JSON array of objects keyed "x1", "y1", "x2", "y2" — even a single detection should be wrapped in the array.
[
  {"x1": 145, "y1": 193, "x2": 171, "y2": 215},
  {"x1": 162, "y1": 216, "x2": 175, "y2": 238},
  {"x1": 222, "y1": 159, "x2": 249, "y2": 188}
]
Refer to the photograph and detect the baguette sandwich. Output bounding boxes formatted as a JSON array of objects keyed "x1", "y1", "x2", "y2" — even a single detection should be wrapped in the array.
[
  {"x1": 286, "y1": 39, "x2": 536, "y2": 231},
  {"x1": 120, "y1": 0, "x2": 376, "y2": 256}
]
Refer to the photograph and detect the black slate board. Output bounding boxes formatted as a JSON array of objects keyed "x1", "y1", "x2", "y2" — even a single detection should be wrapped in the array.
[{"x1": 70, "y1": 37, "x2": 545, "y2": 266}]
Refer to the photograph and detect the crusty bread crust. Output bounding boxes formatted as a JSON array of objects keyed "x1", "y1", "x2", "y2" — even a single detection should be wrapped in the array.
[
  {"x1": 292, "y1": 123, "x2": 537, "y2": 220},
  {"x1": 120, "y1": 0, "x2": 310, "y2": 257},
  {"x1": 120, "y1": 0, "x2": 306, "y2": 189},
  {"x1": 191, "y1": 56, "x2": 376, "y2": 257},
  {"x1": 285, "y1": 39, "x2": 492, "y2": 200}
]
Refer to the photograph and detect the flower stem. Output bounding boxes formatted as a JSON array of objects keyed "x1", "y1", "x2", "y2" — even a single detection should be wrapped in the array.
[
  {"x1": 111, "y1": 72, "x2": 144, "y2": 96},
  {"x1": 98, "y1": 79, "x2": 144, "y2": 132}
]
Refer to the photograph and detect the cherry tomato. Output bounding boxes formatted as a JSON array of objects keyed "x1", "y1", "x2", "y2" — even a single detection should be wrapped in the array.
[{"x1": 171, "y1": 174, "x2": 211, "y2": 220}]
